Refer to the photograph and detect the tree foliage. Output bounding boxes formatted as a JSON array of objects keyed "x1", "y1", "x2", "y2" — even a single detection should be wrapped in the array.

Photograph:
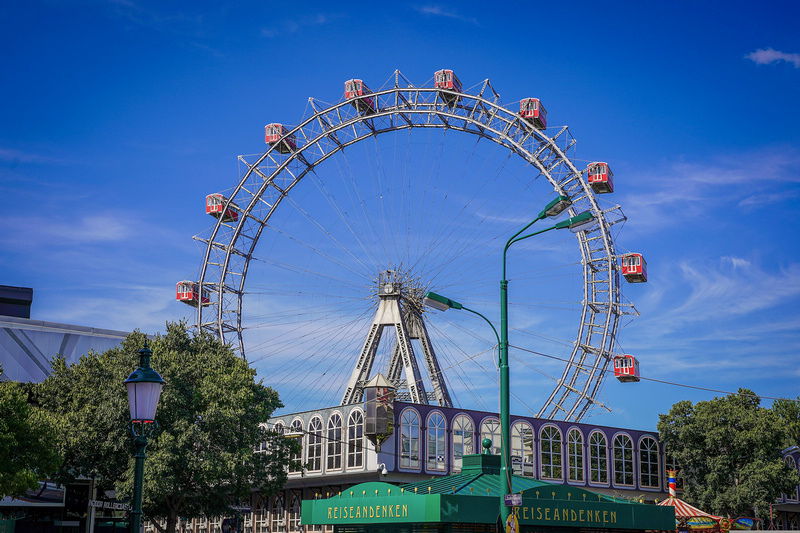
[
  {"x1": 658, "y1": 389, "x2": 800, "y2": 519},
  {"x1": 0, "y1": 364, "x2": 61, "y2": 499},
  {"x1": 772, "y1": 397, "x2": 800, "y2": 450},
  {"x1": 36, "y1": 323, "x2": 296, "y2": 533}
]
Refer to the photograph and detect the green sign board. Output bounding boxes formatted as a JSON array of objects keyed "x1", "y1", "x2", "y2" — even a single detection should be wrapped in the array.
[{"x1": 301, "y1": 482, "x2": 675, "y2": 531}]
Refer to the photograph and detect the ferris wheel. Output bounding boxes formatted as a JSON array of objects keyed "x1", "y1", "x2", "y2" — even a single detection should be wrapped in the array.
[{"x1": 180, "y1": 69, "x2": 645, "y2": 422}]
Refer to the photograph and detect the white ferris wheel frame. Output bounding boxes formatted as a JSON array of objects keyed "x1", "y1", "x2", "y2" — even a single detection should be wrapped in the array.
[{"x1": 193, "y1": 70, "x2": 637, "y2": 422}]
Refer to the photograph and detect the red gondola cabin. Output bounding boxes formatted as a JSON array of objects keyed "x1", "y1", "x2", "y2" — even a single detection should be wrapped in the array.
[
  {"x1": 520, "y1": 98, "x2": 547, "y2": 130},
  {"x1": 613, "y1": 354, "x2": 640, "y2": 382},
  {"x1": 587, "y1": 162, "x2": 614, "y2": 194},
  {"x1": 345, "y1": 79, "x2": 376, "y2": 115},
  {"x1": 621, "y1": 253, "x2": 647, "y2": 283},
  {"x1": 206, "y1": 193, "x2": 238, "y2": 223},
  {"x1": 265, "y1": 123, "x2": 297, "y2": 154},
  {"x1": 176, "y1": 281, "x2": 209, "y2": 307},
  {"x1": 434, "y1": 69, "x2": 462, "y2": 106}
]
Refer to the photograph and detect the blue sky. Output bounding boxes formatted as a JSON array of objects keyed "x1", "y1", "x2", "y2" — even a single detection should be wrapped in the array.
[{"x1": 1, "y1": 1, "x2": 799, "y2": 431}]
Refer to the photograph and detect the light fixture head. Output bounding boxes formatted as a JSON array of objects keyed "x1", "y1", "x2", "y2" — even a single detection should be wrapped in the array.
[
  {"x1": 541, "y1": 195, "x2": 572, "y2": 219},
  {"x1": 566, "y1": 211, "x2": 595, "y2": 232},
  {"x1": 423, "y1": 291, "x2": 463, "y2": 311},
  {"x1": 124, "y1": 342, "x2": 165, "y2": 423},
  {"x1": 554, "y1": 210, "x2": 595, "y2": 233}
]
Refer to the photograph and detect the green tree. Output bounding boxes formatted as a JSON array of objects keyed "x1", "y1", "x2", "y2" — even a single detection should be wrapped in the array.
[
  {"x1": 772, "y1": 397, "x2": 800, "y2": 449},
  {"x1": 0, "y1": 364, "x2": 61, "y2": 499},
  {"x1": 37, "y1": 323, "x2": 296, "y2": 533},
  {"x1": 658, "y1": 389, "x2": 800, "y2": 519}
]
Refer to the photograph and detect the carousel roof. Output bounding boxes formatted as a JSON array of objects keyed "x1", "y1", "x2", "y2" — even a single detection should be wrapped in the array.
[{"x1": 658, "y1": 496, "x2": 721, "y2": 520}]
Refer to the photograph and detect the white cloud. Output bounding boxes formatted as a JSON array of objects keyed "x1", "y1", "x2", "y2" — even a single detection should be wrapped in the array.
[
  {"x1": 620, "y1": 146, "x2": 800, "y2": 232},
  {"x1": 746, "y1": 48, "x2": 800, "y2": 68},
  {"x1": 414, "y1": 5, "x2": 478, "y2": 24}
]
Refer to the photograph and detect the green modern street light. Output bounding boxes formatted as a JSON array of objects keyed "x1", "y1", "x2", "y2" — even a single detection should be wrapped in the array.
[
  {"x1": 424, "y1": 195, "x2": 596, "y2": 529},
  {"x1": 124, "y1": 342, "x2": 165, "y2": 533},
  {"x1": 422, "y1": 291, "x2": 500, "y2": 348}
]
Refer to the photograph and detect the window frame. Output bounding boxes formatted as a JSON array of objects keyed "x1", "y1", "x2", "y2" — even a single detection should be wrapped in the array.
[
  {"x1": 589, "y1": 431, "x2": 609, "y2": 485},
  {"x1": 452, "y1": 414, "x2": 474, "y2": 473},
  {"x1": 427, "y1": 411, "x2": 447, "y2": 471},
  {"x1": 400, "y1": 408, "x2": 421, "y2": 470},
  {"x1": 567, "y1": 428, "x2": 585, "y2": 483},
  {"x1": 540, "y1": 425, "x2": 563, "y2": 481},
  {"x1": 613, "y1": 433, "x2": 635, "y2": 487}
]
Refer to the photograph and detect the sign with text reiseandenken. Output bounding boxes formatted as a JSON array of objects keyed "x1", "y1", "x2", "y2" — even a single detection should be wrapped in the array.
[{"x1": 301, "y1": 491, "x2": 675, "y2": 531}]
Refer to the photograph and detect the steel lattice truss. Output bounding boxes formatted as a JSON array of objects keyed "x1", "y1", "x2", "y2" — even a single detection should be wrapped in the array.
[{"x1": 193, "y1": 70, "x2": 638, "y2": 422}]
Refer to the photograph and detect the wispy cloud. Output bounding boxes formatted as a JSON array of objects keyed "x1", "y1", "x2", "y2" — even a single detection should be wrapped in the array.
[
  {"x1": 745, "y1": 48, "x2": 800, "y2": 68},
  {"x1": 261, "y1": 13, "x2": 339, "y2": 38},
  {"x1": 414, "y1": 5, "x2": 479, "y2": 24},
  {"x1": 632, "y1": 256, "x2": 800, "y2": 345},
  {"x1": 622, "y1": 256, "x2": 800, "y2": 388},
  {"x1": 0, "y1": 212, "x2": 135, "y2": 247},
  {"x1": 620, "y1": 146, "x2": 800, "y2": 232},
  {"x1": 0, "y1": 147, "x2": 69, "y2": 166}
]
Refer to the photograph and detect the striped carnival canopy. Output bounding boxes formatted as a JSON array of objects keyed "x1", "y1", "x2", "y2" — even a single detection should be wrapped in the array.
[{"x1": 658, "y1": 496, "x2": 721, "y2": 520}]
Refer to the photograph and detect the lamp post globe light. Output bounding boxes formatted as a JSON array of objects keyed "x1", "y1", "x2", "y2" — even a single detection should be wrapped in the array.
[
  {"x1": 424, "y1": 196, "x2": 596, "y2": 529},
  {"x1": 124, "y1": 341, "x2": 165, "y2": 533}
]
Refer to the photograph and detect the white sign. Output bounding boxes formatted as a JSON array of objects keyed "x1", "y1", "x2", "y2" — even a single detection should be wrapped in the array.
[{"x1": 89, "y1": 500, "x2": 131, "y2": 511}]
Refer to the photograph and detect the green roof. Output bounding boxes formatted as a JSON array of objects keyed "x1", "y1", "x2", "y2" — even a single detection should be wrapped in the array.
[
  {"x1": 301, "y1": 455, "x2": 675, "y2": 530},
  {"x1": 400, "y1": 454, "x2": 625, "y2": 504}
]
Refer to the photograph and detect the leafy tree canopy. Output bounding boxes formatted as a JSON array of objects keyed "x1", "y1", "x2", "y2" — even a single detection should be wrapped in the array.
[
  {"x1": 658, "y1": 389, "x2": 800, "y2": 519},
  {"x1": 0, "y1": 364, "x2": 61, "y2": 499},
  {"x1": 36, "y1": 323, "x2": 296, "y2": 533},
  {"x1": 772, "y1": 397, "x2": 800, "y2": 450}
]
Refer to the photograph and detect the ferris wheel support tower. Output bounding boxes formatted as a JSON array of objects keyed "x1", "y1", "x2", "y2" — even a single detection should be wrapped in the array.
[{"x1": 340, "y1": 271, "x2": 452, "y2": 407}]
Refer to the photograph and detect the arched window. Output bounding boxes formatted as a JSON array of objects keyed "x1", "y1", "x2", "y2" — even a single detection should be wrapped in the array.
[
  {"x1": 254, "y1": 498, "x2": 268, "y2": 533},
  {"x1": 480, "y1": 418, "x2": 501, "y2": 456},
  {"x1": 307, "y1": 417, "x2": 323, "y2": 472},
  {"x1": 427, "y1": 412, "x2": 447, "y2": 471},
  {"x1": 511, "y1": 422, "x2": 534, "y2": 476},
  {"x1": 401, "y1": 409, "x2": 420, "y2": 468},
  {"x1": 639, "y1": 436, "x2": 660, "y2": 488},
  {"x1": 540, "y1": 425, "x2": 563, "y2": 480},
  {"x1": 589, "y1": 431, "x2": 608, "y2": 484},
  {"x1": 271, "y1": 495, "x2": 285, "y2": 533},
  {"x1": 452, "y1": 415, "x2": 474, "y2": 472},
  {"x1": 288, "y1": 495, "x2": 301, "y2": 532},
  {"x1": 568, "y1": 428, "x2": 584, "y2": 482},
  {"x1": 289, "y1": 419, "x2": 303, "y2": 473},
  {"x1": 347, "y1": 410, "x2": 364, "y2": 469},
  {"x1": 613, "y1": 434, "x2": 634, "y2": 486},
  {"x1": 327, "y1": 413, "x2": 343, "y2": 470}
]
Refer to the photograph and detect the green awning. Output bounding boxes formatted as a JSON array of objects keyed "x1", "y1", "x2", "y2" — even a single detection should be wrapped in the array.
[{"x1": 301, "y1": 455, "x2": 675, "y2": 531}]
